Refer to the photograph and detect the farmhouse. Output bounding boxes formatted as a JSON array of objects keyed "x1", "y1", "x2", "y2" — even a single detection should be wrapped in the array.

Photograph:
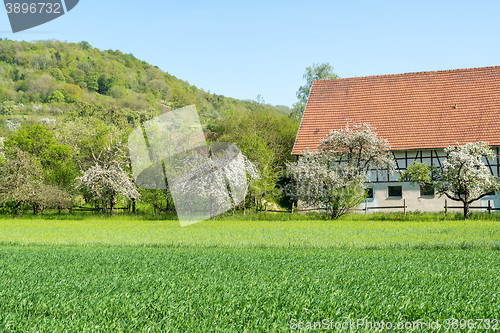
[{"x1": 292, "y1": 66, "x2": 500, "y2": 212}]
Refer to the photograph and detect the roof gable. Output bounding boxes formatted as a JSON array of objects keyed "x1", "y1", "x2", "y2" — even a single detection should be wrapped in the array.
[{"x1": 292, "y1": 66, "x2": 500, "y2": 154}]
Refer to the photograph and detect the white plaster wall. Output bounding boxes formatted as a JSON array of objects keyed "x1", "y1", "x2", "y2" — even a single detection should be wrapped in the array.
[
  {"x1": 362, "y1": 182, "x2": 499, "y2": 213},
  {"x1": 361, "y1": 148, "x2": 500, "y2": 213}
]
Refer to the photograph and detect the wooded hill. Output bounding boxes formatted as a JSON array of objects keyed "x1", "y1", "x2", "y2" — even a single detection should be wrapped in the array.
[
  {"x1": 0, "y1": 39, "x2": 299, "y2": 214},
  {"x1": 0, "y1": 38, "x2": 291, "y2": 135}
]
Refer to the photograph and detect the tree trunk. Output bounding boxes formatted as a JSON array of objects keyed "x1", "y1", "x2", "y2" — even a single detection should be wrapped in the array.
[
  {"x1": 164, "y1": 189, "x2": 170, "y2": 212},
  {"x1": 15, "y1": 201, "x2": 21, "y2": 216},
  {"x1": 464, "y1": 201, "x2": 470, "y2": 220},
  {"x1": 248, "y1": 193, "x2": 251, "y2": 215},
  {"x1": 132, "y1": 198, "x2": 136, "y2": 214}
]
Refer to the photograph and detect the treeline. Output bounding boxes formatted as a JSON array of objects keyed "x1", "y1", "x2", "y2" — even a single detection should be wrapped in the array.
[{"x1": 0, "y1": 39, "x2": 299, "y2": 215}]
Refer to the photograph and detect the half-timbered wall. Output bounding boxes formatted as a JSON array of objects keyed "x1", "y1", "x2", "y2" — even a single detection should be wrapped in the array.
[{"x1": 363, "y1": 147, "x2": 500, "y2": 212}]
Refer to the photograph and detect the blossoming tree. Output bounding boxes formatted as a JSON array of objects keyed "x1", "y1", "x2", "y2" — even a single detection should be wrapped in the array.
[
  {"x1": 287, "y1": 123, "x2": 394, "y2": 219},
  {"x1": 400, "y1": 142, "x2": 500, "y2": 219},
  {"x1": 170, "y1": 143, "x2": 259, "y2": 218},
  {"x1": 77, "y1": 140, "x2": 139, "y2": 214}
]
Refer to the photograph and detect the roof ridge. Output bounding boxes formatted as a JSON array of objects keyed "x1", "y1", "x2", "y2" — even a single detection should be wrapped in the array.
[{"x1": 318, "y1": 65, "x2": 500, "y2": 83}]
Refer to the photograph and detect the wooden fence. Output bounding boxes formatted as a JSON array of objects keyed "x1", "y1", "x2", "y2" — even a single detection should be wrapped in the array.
[
  {"x1": 444, "y1": 199, "x2": 500, "y2": 215},
  {"x1": 266, "y1": 199, "x2": 500, "y2": 217},
  {"x1": 259, "y1": 199, "x2": 408, "y2": 217},
  {"x1": 23, "y1": 207, "x2": 131, "y2": 213},
  {"x1": 265, "y1": 199, "x2": 500, "y2": 217},
  {"x1": 20, "y1": 199, "x2": 500, "y2": 217}
]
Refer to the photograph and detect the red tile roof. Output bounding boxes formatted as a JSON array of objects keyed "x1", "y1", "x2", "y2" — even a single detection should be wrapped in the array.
[{"x1": 292, "y1": 66, "x2": 500, "y2": 154}]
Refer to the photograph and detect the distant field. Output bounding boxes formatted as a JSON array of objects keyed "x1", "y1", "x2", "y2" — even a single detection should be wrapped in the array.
[
  {"x1": 1, "y1": 246, "x2": 500, "y2": 332},
  {"x1": 0, "y1": 214, "x2": 500, "y2": 249}
]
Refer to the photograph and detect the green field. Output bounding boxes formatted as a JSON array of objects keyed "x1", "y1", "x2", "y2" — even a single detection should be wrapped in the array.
[
  {"x1": 1, "y1": 213, "x2": 500, "y2": 249},
  {"x1": 1, "y1": 215, "x2": 500, "y2": 332}
]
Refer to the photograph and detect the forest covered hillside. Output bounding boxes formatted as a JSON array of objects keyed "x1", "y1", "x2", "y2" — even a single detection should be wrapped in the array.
[
  {"x1": 0, "y1": 38, "x2": 291, "y2": 136},
  {"x1": 0, "y1": 38, "x2": 299, "y2": 214}
]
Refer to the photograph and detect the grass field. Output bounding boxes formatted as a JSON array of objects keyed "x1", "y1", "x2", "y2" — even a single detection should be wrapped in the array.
[
  {"x1": 1, "y1": 213, "x2": 500, "y2": 249},
  {"x1": 1, "y1": 246, "x2": 500, "y2": 332},
  {"x1": 1, "y1": 213, "x2": 500, "y2": 332}
]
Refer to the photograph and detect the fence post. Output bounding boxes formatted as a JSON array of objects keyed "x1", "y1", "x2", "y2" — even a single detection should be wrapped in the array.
[
  {"x1": 445, "y1": 199, "x2": 448, "y2": 216},
  {"x1": 365, "y1": 199, "x2": 368, "y2": 215},
  {"x1": 264, "y1": 204, "x2": 267, "y2": 216},
  {"x1": 291, "y1": 202, "x2": 294, "y2": 215},
  {"x1": 488, "y1": 200, "x2": 491, "y2": 215},
  {"x1": 404, "y1": 198, "x2": 406, "y2": 218}
]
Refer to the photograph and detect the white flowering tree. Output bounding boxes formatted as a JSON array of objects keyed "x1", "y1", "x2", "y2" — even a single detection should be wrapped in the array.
[
  {"x1": 170, "y1": 144, "x2": 259, "y2": 217},
  {"x1": 287, "y1": 123, "x2": 394, "y2": 219},
  {"x1": 77, "y1": 140, "x2": 139, "y2": 214},
  {"x1": 400, "y1": 142, "x2": 500, "y2": 219},
  {"x1": 77, "y1": 164, "x2": 139, "y2": 214},
  {"x1": 6, "y1": 119, "x2": 22, "y2": 132}
]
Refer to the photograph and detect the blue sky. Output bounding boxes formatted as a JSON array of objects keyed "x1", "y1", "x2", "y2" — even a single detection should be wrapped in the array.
[{"x1": 1, "y1": 0, "x2": 499, "y2": 107}]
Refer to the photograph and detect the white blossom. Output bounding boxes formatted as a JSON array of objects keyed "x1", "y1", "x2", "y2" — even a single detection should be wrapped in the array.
[
  {"x1": 77, "y1": 140, "x2": 139, "y2": 213},
  {"x1": 31, "y1": 103, "x2": 43, "y2": 113},
  {"x1": 77, "y1": 163, "x2": 139, "y2": 211},
  {"x1": 319, "y1": 122, "x2": 395, "y2": 176},
  {"x1": 6, "y1": 119, "x2": 21, "y2": 132},
  {"x1": 434, "y1": 142, "x2": 500, "y2": 218},
  {"x1": 38, "y1": 118, "x2": 57, "y2": 126},
  {"x1": 287, "y1": 150, "x2": 366, "y2": 219},
  {"x1": 169, "y1": 143, "x2": 259, "y2": 216},
  {"x1": 287, "y1": 123, "x2": 394, "y2": 219}
]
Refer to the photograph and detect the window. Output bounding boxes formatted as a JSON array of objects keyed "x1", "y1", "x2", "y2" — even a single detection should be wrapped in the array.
[
  {"x1": 388, "y1": 186, "x2": 402, "y2": 197},
  {"x1": 420, "y1": 184, "x2": 434, "y2": 196},
  {"x1": 365, "y1": 187, "x2": 374, "y2": 199}
]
